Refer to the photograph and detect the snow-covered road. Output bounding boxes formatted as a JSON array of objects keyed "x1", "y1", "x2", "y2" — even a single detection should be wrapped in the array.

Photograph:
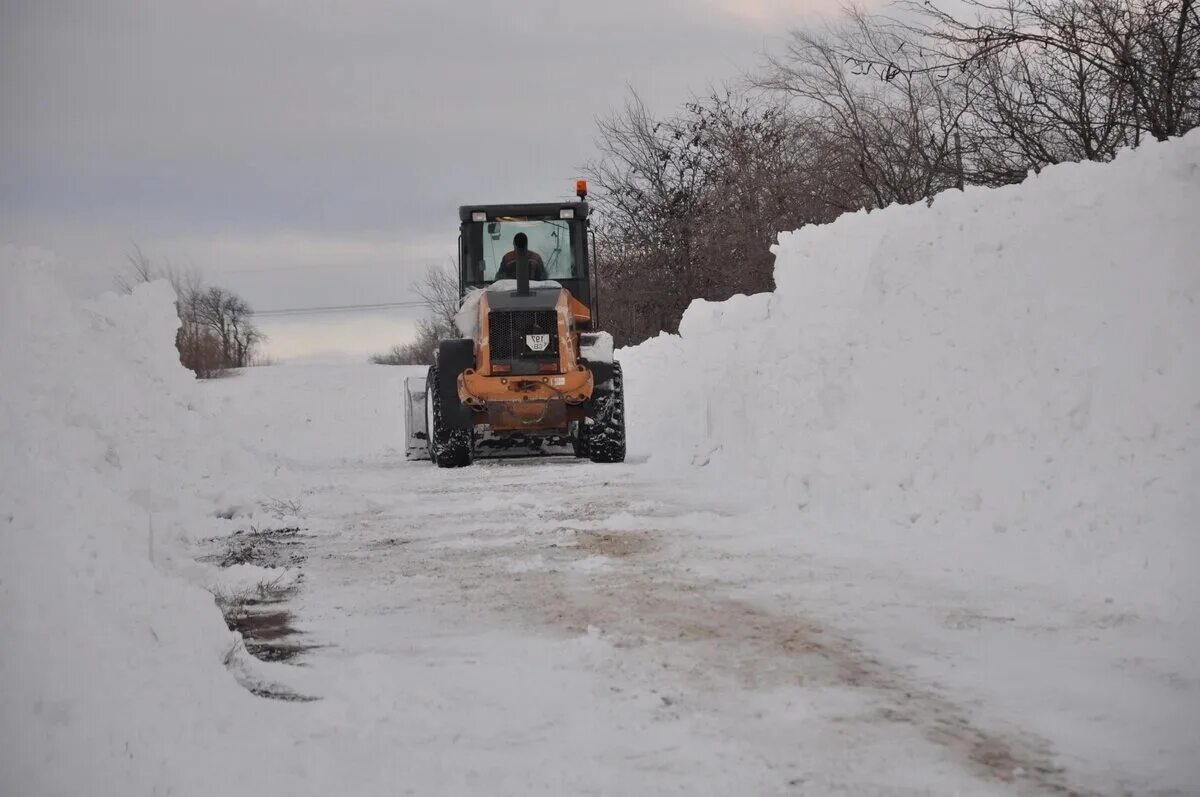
[
  {"x1": 199, "y1": 364, "x2": 1197, "y2": 796},
  {"x1": 6, "y1": 136, "x2": 1198, "y2": 797}
]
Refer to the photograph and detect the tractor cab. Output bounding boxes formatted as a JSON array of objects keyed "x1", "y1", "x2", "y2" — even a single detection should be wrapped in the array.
[{"x1": 457, "y1": 193, "x2": 595, "y2": 324}]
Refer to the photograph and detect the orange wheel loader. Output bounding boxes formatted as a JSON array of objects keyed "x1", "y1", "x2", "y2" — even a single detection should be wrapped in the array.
[{"x1": 404, "y1": 181, "x2": 625, "y2": 467}]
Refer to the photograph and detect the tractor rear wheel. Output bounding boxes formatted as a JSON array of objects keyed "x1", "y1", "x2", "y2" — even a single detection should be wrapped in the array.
[
  {"x1": 425, "y1": 364, "x2": 473, "y2": 468},
  {"x1": 578, "y1": 362, "x2": 626, "y2": 463}
]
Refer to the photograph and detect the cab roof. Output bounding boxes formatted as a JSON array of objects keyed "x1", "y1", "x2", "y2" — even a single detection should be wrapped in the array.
[{"x1": 458, "y1": 201, "x2": 590, "y2": 222}]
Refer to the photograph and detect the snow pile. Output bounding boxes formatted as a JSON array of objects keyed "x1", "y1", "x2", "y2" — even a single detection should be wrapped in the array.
[
  {"x1": 454, "y1": 279, "x2": 562, "y2": 339},
  {"x1": 622, "y1": 133, "x2": 1200, "y2": 608},
  {"x1": 0, "y1": 251, "x2": 282, "y2": 795}
]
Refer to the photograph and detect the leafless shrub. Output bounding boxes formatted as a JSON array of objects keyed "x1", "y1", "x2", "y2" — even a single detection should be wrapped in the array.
[
  {"x1": 208, "y1": 572, "x2": 297, "y2": 610},
  {"x1": 259, "y1": 497, "x2": 304, "y2": 521}
]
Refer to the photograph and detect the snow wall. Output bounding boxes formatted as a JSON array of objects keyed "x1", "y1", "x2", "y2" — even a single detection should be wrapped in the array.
[
  {"x1": 0, "y1": 251, "x2": 298, "y2": 795},
  {"x1": 621, "y1": 132, "x2": 1200, "y2": 609}
]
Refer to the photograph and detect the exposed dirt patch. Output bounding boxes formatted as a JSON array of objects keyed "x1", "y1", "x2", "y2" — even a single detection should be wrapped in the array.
[
  {"x1": 544, "y1": 499, "x2": 630, "y2": 523},
  {"x1": 233, "y1": 610, "x2": 322, "y2": 663},
  {"x1": 309, "y1": 463, "x2": 1095, "y2": 793},
  {"x1": 213, "y1": 579, "x2": 323, "y2": 665},
  {"x1": 574, "y1": 530, "x2": 652, "y2": 558},
  {"x1": 582, "y1": 586, "x2": 1085, "y2": 794},
  {"x1": 943, "y1": 610, "x2": 1017, "y2": 631},
  {"x1": 411, "y1": 524, "x2": 1091, "y2": 796},
  {"x1": 369, "y1": 536, "x2": 413, "y2": 550},
  {"x1": 202, "y1": 529, "x2": 324, "y2": 701}
]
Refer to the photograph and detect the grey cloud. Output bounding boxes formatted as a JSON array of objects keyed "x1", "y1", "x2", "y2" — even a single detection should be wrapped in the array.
[
  {"x1": 3, "y1": 1, "x2": 772, "y2": 233},
  {"x1": 1, "y1": 0, "x2": 846, "y2": 357}
]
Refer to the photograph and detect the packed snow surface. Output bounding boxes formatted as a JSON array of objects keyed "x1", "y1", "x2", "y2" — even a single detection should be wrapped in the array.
[{"x1": 2, "y1": 132, "x2": 1198, "y2": 797}]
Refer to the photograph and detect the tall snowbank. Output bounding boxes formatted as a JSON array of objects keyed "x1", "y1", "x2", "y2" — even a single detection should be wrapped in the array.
[
  {"x1": 0, "y1": 251, "x2": 288, "y2": 796},
  {"x1": 622, "y1": 133, "x2": 1200, "y2": 609}
]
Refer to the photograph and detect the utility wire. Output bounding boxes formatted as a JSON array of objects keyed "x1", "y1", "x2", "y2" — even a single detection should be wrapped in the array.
[
  {"x1": 250, "y1": 300, "x2": 428, "y2": 318},
  {"x1": 225, "y1": 262, "x2": 397, "y2": 275}
]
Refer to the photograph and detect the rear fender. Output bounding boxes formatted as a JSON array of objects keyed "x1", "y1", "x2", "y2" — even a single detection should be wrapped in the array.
[{"x1": 436, "y1": 339, "x2": 476, "y2": 430}]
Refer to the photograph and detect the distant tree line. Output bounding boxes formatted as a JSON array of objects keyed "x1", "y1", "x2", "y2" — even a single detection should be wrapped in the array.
[
  {"x1": 585, "y1": 0, "x2": 1198, "y2": 344},
  {"x1": 117, "y1": 244, "x2": 265, "y2": 378}
]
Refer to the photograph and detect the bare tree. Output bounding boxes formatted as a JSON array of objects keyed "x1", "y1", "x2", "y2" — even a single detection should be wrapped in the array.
[
  {"x1": 962, "y1": 34, "x2": 1136, "y2": 181},
  {"x1": 229, "y1": 308, "x2": 264, "y2": 369},
  {"x1": 413, "y1": 261, "x2": 462, "y2": 334},
  {"x1": 193, "y1": 287, "x2": 263, "y2": 368},
  {"x1": 584, "y1": 88, "x2": 850, "y2": 343},
  {"x1": 194, "y1": 287, "x2": 234, "y2": 366},
  {"x1": 584, "y1": 91, "x2": 708, "y2": 341},
  {"x1": 759, "y1": 9, "x2": 975, "y2": 205},
  {"x1": 903, "y1": 0, "x2": 1198, "y2": 142},
  {"x1": 754, "y1": 0, "x2": 1198, "y2": 193}
]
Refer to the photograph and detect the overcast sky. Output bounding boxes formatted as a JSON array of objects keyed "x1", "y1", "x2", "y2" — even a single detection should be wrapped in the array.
[{"x1": 2, "y1": 0, "x2": 852, "y2": 361}]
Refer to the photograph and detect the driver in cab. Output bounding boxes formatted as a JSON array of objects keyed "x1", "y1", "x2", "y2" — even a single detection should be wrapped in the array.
[{"x1": 496, "y1": 232, "x2": 548, "y2": 281}]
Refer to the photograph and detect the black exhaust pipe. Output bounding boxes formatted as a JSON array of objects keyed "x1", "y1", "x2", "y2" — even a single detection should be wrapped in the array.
[{"x1": 515, "y1": 253, "x2": 531, "y2": 296}]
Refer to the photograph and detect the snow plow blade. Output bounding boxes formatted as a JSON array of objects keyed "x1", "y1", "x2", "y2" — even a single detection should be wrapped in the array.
[{"x1": 403, "y1": 376, "x2": 430, "y2": 461}]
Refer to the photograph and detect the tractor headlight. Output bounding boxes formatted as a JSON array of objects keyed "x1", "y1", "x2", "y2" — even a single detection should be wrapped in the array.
[
  {"x1": 471, "y1": 211, "x2": 487, "y2": 222},
  {"x1": 559, "y1": 208, "x2": 575, "y2": 219}
]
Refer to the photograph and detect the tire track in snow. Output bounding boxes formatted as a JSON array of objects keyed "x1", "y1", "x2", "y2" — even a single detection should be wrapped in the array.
[
  {"x1": 281, "y1": 458, "x2": 1099, "y2": 795},
  {"x1": 379, "y1": 462, "x2": 1095, "y2": 797}
]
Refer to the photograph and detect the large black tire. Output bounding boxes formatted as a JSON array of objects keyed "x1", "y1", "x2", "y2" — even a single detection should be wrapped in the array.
[
  {"x1": 578, "y1": 362, "x2": 626, "y2": 463},
  {"x1": 426, "y1": 364, "x2": 473, "y2": 468}
]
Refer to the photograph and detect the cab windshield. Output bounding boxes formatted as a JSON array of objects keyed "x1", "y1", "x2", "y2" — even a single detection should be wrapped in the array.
[{"x1": 462, "y1": 219, "x2": 583, "y2": 285}]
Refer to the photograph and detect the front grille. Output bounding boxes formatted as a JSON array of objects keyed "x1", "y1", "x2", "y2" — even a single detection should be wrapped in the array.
[{"x1": 489, "y1": 310, "x2": 559, "y2": 360}]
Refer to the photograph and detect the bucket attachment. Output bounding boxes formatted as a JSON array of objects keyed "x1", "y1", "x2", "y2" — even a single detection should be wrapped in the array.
[
  {"x1": 404, "y1": 375, "x2": 430, "y2": 461},
  {"x1": 475, "y1": 428, "x2": 574, "y2": 458}
]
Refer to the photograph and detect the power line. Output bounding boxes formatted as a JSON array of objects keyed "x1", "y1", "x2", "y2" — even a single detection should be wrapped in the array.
[
  {"x1": 224, "y1": 252, "x2": 456, "y2": 275},
  {"x1": 225, "y1": 262, "x2": 399, "y2": 275},
  {"x1": 250, "y1": 300, "x2": 428, "y2": 318}
]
